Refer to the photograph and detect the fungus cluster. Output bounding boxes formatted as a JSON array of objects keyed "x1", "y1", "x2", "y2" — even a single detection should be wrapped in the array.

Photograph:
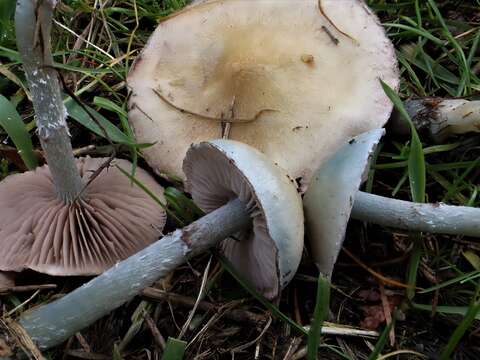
[{"x1": 3, "y1": 0, "x2": 480, "y2": 355}]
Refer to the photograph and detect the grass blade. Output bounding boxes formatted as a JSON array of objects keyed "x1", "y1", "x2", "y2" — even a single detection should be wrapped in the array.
[
  {"x1": 0, "y1": 95, "x2": 38, "y2": 170},
  {"x1": 368, "y1": 319, "x2": 395, "y2": 360},
  {"x1": 161, "y1": 337, "x2": 187, "y2": 360},
  {"x1": 412, "y1": 303, "x2": 480, "y2": 320},
  {"x1": 164, "y1": 187, "x2": 205, "y2": 225},
  {"x1": 307, "y1": 274, "x2": 331, "y2": 360},
  {"x1": 439, "y1": 283, "x2": 480, "y2": 359},
  {"x1": 426, "y1": 0, "x2": 470, "y2": 96},
  {"x1": 380, "y1": 80, "x2": 425, "y2": 203},
  {"x1": 65, "y1": 97, "x2": 136, "y2": 146},
  {"x1": 116, "y1": 165, "x2": 185, "y2": 226},
  {"x1": 381, "y1": 81, "x2": 425, "y2": 301}
]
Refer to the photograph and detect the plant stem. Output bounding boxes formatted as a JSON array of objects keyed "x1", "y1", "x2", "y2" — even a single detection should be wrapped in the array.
[
  {"x1": 352, "y1": 191, "x2": 480, "y2": 237},
  {"x1": 17, "y1": 198, "x2": 250, "y2": 350},
  {"x1": 15, "y1": 0, "x2": 83, "y2": 203}
]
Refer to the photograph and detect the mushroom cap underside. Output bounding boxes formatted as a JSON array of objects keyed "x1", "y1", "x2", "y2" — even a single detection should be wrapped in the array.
[
  {"x1": 128, "y1": 0, "x2": 399, "y2": 184},
  {"x1": 0, "y1": 157, "x2": 166, "y2": 276},
  {"x1": 183, "y1": 139, "x2": 304, "y2": 299}
]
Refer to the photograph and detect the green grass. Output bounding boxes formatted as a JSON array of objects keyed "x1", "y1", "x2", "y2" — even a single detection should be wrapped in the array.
[{"x1": 1, "y1": 0, "x2": 480, "y2": 359}]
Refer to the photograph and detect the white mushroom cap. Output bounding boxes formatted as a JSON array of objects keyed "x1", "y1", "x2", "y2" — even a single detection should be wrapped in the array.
[
  {"x1": 0, "y1": 157, "x2": 166, "y2": 276},
  {"x1": 183, "y1": 139, "x2": 304, "y2": 299},
  {"x1": 128, "y1": 0, "x2": 399, "y2": 185},
  {"x1": 303, "y1": 129, "x2": 384, "y2": 278}
]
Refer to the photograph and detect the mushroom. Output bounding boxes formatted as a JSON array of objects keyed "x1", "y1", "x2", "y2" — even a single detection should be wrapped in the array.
[
  {"x1": 0, "y1": 157, "x2": 166, "y2": 276},
  {"x1": 183, "y1": 139, "x2": 304, "y2": 299},
  {"x1": 127, "y1": 0, "x2": 399, "y2": 185},
  {"x1": 390, "y1": 98, "x2": 480, "y2": 142},
  {"x1": 0, "y1": 0, "x2": 166, "y2": 283},
  {"x1": 304, "y1": 129, "x2": 480, "y2": 276},
  {"x1": 9, "y1": 139, "x2": 303, "y2": 351}
]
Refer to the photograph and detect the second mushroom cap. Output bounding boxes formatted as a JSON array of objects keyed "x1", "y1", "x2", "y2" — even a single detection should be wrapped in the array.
[
  {"x1": 0, "y1": 157, "x2": 166, "y2": 277},
  {"x1": 183, "y1": 139, "x2": 304, "y2": 299}
]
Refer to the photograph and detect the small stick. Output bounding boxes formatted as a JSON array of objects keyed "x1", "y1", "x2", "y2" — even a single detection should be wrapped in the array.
[
  {"x1": 0, "y1": 285, "x2": 57, "y2": 296},
  {"x1": 141, "y1": 287, "x2": 266, "y2": 324},
  {"x1": 302, "y1": 325, "x2": 379, "y2": 338},
  {"x1": 143, "y1": 312, "x2": 166, "y2": 350},
  {"x1": 178, "y1": 256, "x2": 211, "y2": 339}
]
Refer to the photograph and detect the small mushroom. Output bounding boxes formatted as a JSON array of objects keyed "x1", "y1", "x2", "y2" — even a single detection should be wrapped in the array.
[
  {"x1": 127, "y1": 0, "x2": 399, "y2": 185},
  {"x1": 12, "y1": 140, "x2": 303, "y2": 351},
  {"x1": 0, "y1": 157, "x2": 166, "y2": 276},
  {"x1": 390, "y1": 98, "x2": 480, "y2": 142},
  {"x1": 184, "y1": 139, "x2": 304, "y2": 299},
  {"x1": 304, "y1": 129, "x2": 480, "y2": 276}
]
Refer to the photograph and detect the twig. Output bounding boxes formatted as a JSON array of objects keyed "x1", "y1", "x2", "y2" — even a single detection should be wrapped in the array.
[
  {"x1": 379, "y1": 283, "x2": 395, "y2": 346},
  {"x1": 53, "y1": 19, "x2": 114, "y2": 60},
  {"x1": 6, "y1": 290, "x2": 41, "y2": 317},
  {"x1": 178, "y1": 256, "x2": 212, "y2": 339},
  {"x1": 0, "y1": 319, "x2": 44, "y2": 360},
  {"x1": 143, "y1": 312, "x2": 166, "y2": 351},
  {"x1": 0, "y1": 284, "x2": 56, "y2": 296},
  {"x1": 141, "y1": 288, "x2": 265, "y2": 324},
  {"x1": 229, "y1": 316, "x2": 272, "y2": 355},
  {"x1": 342, "y1": 247, "x2": 419, "y2": 289}
]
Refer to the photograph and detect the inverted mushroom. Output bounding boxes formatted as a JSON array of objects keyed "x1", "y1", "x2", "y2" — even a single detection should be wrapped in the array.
[
  {"x1": 128, "y1": 0, "x2": 399, "y2": 184},
  {"x1": 7, "y1": 140, "x2": 303, "y2": 351},
  {"x1": 0, "y1": 157, "x2": 166, "y2": 276},
  {"x1": 184, "y1": 139, "x2": 304, "y2": 299},
  {"x1": 390, "y1": 97, "x2": 480, "y2": 142},
  {"x1": 0, "y1": 0, "x2": 166, "y2": 282},
  {"x1": 304, "y1": 129, "x2": 480, "y2": 276}
]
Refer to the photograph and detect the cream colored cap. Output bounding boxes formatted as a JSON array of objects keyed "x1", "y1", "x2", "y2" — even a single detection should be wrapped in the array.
[{"x1": 128, "y1": 0, "x2": 399, "y2": 185}]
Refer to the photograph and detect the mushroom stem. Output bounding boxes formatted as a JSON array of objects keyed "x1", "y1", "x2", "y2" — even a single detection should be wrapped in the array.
[
  {"x1": 14, "y1": 198, "x2": 251, "y2": 351},
  {"x1": 352, "y1": 191, "x2": 480, "y2": 237},
  {"x1": 15, "y1": 0, "x2": 83, "y2": 202},
  {"x1": 390, "y1": 98, "x2": 480, "y2": 142}
]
